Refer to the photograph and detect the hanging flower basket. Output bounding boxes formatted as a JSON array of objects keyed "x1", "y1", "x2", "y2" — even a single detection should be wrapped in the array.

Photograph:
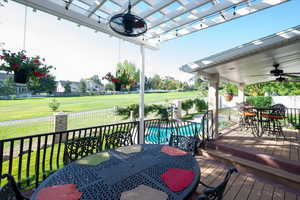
[
  {"x1": 0, "y1": 49, "x2": 54, "y2": 84},
  {"x1": 224, "y1": 93, "x2": 233, "y2": 102}
]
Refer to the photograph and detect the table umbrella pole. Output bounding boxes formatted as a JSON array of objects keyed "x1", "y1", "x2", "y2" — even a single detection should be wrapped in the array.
[{"x1": 139, "y1": 45, "x2": 145, "y2": 144}]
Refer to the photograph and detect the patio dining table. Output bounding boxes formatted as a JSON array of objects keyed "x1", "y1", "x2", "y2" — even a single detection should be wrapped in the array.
[{"x1": 30, "y1": 144, "x2": 200, "y2": 200}]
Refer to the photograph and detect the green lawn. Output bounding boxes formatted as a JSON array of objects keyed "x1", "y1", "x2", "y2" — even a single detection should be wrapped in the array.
[{"x1": 0, "y1": 91, "x2": 198, "y2": 122}]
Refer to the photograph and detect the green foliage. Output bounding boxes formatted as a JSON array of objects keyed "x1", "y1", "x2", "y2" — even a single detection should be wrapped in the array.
[
  {"x1": 63, "y1": 81, "x2": 71, "y2": 93},
  {"x1": 246, "y1": 96, "x2": 272, "y2": 108},
  {"x1": 105, "y1": 83, "x2": 115, "y2": 91},
  {"x1": 79, "y1": 79, "x2": 87, "y2": 93},
  {"x1": 115, "y1": 104, "x2": 169, "y2": 120},
  {"x1": 48, "y1": 98, "x2": 60, "y2": 111},
  {"x1": 27, "y1": 75, "x2": 57, "y2": 94},
  {"x1": 194, "y1": 98, "x2": 208, "y2": 112},
  {"x1": 220, "y1": 82, "x2": 238, "y2": 95},
  {"x1": 181, "y1": 99, "x2": 194, "y2": 114},
  {"x1": 0, "y1": 76, "x2": 16, "y2": 95}
]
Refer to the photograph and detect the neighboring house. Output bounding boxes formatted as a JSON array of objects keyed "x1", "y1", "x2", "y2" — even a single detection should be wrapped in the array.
[
  {"x1": 56, "y1": 80, "x2": 80, "y2": 93},
  {"x1": 0, "y1": 72, "x2": 29, "y2": 94},
  {"x1": 164, "y1": 76, "x2": 175, "y2": 81},
  {"x1": 85, "y1": 79, "x2": 104, "y2": 92}
]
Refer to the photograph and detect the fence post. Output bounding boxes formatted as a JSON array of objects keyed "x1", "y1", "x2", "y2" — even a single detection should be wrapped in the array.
[
  {"x1": 54, "y1": 112, "x2": 68, "y2": 143},
  {"x1": 175, "y1": 100, "x2": 182, "y2": 119}
]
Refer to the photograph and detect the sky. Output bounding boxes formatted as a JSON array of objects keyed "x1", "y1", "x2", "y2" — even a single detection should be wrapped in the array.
[{"x1": 0, "y1": 0, "x2": 299, "y2": 82}]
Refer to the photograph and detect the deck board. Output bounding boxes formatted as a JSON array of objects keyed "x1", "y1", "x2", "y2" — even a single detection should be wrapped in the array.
[
  {"x1": 189, "y1": 157, "x2": 300, "y2": 200},
  {"x1": 218, "y1": 129, "x2": 300, "y2": 163}
]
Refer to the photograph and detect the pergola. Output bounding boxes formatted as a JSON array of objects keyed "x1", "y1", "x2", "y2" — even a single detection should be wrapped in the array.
[
  {"x1": 181, "y1": 25, "x2": 300, "y2": 135},
  {"x1": 5, "y1": 0, "x2": 292, "y2": 142}
]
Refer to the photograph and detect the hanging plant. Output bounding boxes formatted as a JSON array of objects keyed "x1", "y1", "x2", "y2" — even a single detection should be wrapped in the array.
[
  {"x1": 224, "y1": 86, "x2": 234, "y2": 102},
  {"x1": 0, "y1": 49, "x2": 54, "y2": 84}
]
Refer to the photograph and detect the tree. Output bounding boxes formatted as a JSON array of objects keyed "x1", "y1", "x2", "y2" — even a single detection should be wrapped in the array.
[
  {"x1": 181, "y1": 99, "x2": 194, "y2": 114},
  {"x1": 89, "y1": 75, "x2": 103, "y2": 87},
  {"x1": 151, "y1": 74, "x2": 162, "y2": 89},
  {"x1": 63, "y1": 81, "x2": 71, "y2": 94},
  {"x1": 79, "y1": 79, "x2": 87, "y2": 93},
  {"x1": 105, "y1": 83, "x2": 115, "y2": 91},
  {"x1": 0, "y1": 77, "x2": 16, "y2": 95},
  {"x1": 27, "y1": 75, "x2": 57, "y2": 94}
]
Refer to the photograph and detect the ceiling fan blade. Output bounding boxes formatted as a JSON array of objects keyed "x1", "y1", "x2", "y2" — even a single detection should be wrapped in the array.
[
  {"x1": 283, "y1": 74, "x2": 300, "y2": 78},
  {"x1": 247, "y1": 74, "x2": 272, "y2": 77}
]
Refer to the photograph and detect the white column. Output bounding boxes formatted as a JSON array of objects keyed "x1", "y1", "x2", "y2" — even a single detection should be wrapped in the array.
[
  {"x1": 139, "y1": 45, "x2": 145, "y2": 144},
  {"x1": 208, "y1": 73, "x2": 220, "y2": 138},
  {"x1": 238, "y1": 83, "x2": 245, "y2": 103}
]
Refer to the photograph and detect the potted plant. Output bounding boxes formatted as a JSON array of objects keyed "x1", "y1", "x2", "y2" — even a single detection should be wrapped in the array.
[
  {"x1": 224, "y1": 86, "x2": 234, "y2": 102},
  {"x1": 0, "y1": 50, "x2": 54, "y2": 84},
  {"x1": 102, "y1": 72, "x2": 122, "y2": 91}
]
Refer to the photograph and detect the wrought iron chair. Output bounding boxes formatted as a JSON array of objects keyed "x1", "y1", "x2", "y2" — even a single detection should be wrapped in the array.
[
  {"x1": 105, "y1": 129, "x2": 134, "y2": 149},
  {"x1": 168, "y1": 134, "x2": 200, "y2": 156},
  {"x1": 63, "y1": 136, "x2": 101, "y2": 165},
  {"x1": 0, "y1": 174, "x2": 29, "y2": 200},
  {"x1": 262, "y1": 104, "x2": 286, "y2": 139},
  {"x1": 197, "y1": 168, "x2": 238, "y2": 200}
]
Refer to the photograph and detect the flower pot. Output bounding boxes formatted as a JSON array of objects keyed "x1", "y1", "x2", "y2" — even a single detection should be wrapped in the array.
[
  {"x1": 14, "y1": 69, "x2": 28, "y2": 84},
  {"x1": 114, "y1": 82, "x2": 122, "y2": 91},
  {"x1": 224, "y1": 93, "x2": 233, "y2": 102}
]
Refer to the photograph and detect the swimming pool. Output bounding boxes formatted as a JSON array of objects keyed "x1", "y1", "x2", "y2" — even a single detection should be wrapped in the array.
[{"x1": 145, "y1": 123, "x2": 202, "y2": 144}]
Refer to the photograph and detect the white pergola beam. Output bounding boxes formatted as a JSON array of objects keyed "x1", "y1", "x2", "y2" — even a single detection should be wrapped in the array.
[
  {"x1": 149, "y1": 0, "x2": 250, "y2": 38},
  {"x1": 11, "y1": 0, "x2": 159, "y2": 50},
  {"x1": 140, "y1": 0, "x2": 177, "y2": 18},
  {"x1": 87, "y1": 0, "x2": 107, "y2": 17},
  {"x1": 156, "y1": 0, "x2": 290, "y2": 41}
]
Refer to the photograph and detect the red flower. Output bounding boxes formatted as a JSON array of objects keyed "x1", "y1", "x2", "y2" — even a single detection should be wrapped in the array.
[
  {"x1": 0, "y1": 56, "x2": 4, "y2": 60},
  {"x1": 112, "y1": 78, "x2": 120, "y2": 83},
  {"x1": 34, "y1": 71, "x2": 42, "y2": 77},
  {"x1": 33, "y1": 59, "x2": 39, "y2": 64},
  {"x1": 12, "y1": 64, "x2": 19, "y2": 71},
  {"x1": 21, "y1": 56, "x2": 27, "y2": 60}
]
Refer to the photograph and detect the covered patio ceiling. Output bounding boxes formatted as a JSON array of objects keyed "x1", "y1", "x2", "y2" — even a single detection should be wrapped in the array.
[
  {"x1": 8, "y1": 0, "x2": 290, "y2": 49},
  {"x1": 180, "y1": 25, "x2": 300, "y2": 84}
]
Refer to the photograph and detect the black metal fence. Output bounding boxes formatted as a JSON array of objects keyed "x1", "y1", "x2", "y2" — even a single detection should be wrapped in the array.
[
  {"x1": 286, "y1": 108, "x2": 300, "y2": 129},
  {"x1": 0, "y1": 113, "x2": 214, "y2": 189},
  {"x1": 0, "y1": 121, "x2": 139, "y2": 189}
]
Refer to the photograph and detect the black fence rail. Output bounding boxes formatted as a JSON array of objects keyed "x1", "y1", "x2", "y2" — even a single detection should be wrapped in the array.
[
  {"x1": 286, "y1": 108, "x2": 300, "y2": 129},
  {"x1": 0, "y1": 121, "x2": 139, "y2": 189}
]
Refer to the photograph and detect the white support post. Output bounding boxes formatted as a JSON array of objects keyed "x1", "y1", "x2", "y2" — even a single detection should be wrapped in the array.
[
  {"x1": 208, "y1": 73, "x2": 220, "y2": 138},
  {"x1": 238, "y1": 83, "x2": 245, "y2": 103},
  {"x1": 139, "y1": 45, "x2": 145, "y2": 144}
]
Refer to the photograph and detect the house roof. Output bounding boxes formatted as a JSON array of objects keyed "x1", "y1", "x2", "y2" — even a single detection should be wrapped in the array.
[
  {"x1": 9, "y1": 0, "x2": 291, "y2": 50},
  {"x1": 180, "y1": 25, "x2": 300, "y2": 84}
]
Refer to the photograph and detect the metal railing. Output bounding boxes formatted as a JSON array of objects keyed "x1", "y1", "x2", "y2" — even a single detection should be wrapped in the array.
[
  {"x1": 0, "y1": 114, "x2": 214, "y2": 189},
  {"x1": 0, "y1": 121, "x2": 139, "y2": 189},
  {"x1": 286, "y1": 108, "x2": 300, "y2": 129}
]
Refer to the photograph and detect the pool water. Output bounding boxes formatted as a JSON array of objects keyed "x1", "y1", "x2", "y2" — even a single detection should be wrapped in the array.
[{"x1": 145, "y1": 123, "x2": 202, "y2": 144}]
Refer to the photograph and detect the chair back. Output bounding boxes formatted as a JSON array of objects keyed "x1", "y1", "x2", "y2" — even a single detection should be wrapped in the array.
[
  {"x1": 271, "y1": 104, "x2": 286, "y2": 116},
  {"x1": 169, "y1": 134, "x2": 199, "y2": 156},
  {"x1": 0, "y1": 174, "x2": 28, "y2": 200},
  {"x1": 198, "y1": 168, "x2": 238, "y2": 200},
  {"x1": 63, "y1": 136, "x2": 100, "y2": 165},
  {"x1": 105, "y1": 130, "x2": 133, "y2": 149}
]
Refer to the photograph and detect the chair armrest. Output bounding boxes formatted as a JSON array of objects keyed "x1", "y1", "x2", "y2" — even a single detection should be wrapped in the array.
[{"x1": 199, "y1": 180, "x2": 214, "y2": 189}]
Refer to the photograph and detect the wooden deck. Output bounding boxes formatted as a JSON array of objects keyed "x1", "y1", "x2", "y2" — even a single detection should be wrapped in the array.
[
  {"x1": 189, "y1": 156, "x2": 300, "y2": 200},
  {"x1": 217, "y1": 128, "x2": 300, "y2": 163}
]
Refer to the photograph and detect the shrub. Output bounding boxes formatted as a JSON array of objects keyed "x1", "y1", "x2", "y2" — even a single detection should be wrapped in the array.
[
  {"x1": 246, "y1": 96, "x2": 272, "y2": 108},
  {"x1": 181, "y1": 99, "x2": 194, "y2": 114},
  {"x1": 49, "y1": 98, "x2": 60, "y2": 111},
  {"x1": 194, "y1": 98, "x2": 208, "y2": 112}
]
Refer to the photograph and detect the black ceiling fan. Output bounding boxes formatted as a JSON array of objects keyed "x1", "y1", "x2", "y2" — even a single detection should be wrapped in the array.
[
  {"x1": 249, "y1": 63, "x2": 300, "y2": 82},
  {"x1": 109, "y1": 0, "x2": 147, "y2": 37}
]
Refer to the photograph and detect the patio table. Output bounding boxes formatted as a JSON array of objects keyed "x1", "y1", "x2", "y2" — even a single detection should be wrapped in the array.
[{"x1": 30, "y1": 144, "x2": 200, "y2": 200}]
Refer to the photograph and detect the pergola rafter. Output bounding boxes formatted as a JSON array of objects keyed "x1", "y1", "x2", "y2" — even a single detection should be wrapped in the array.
[{"x1": 7, "y1": 0, "x2": 291, "y2": 47}]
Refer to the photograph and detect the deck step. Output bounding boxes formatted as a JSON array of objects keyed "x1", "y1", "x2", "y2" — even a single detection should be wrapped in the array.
[
  {"x1": 211, "y1": 141, "x2": 300, "y2": 176},
  {"x1": 198, "y1": 148, "x2": 300, "y2": 194}
]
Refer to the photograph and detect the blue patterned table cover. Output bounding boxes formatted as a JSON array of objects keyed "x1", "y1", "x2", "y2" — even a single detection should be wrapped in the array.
[{"x1": 30, "y1": 144, "x2": 200, "y2": 200}]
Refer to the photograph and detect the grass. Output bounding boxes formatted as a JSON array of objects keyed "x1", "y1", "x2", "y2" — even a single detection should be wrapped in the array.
[{"x1": 0, "y1": 91, "x2": 198, "y2": 122}]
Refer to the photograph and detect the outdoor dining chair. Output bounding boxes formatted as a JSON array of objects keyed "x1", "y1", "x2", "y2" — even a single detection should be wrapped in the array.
[
  {"x1": 168, "y1": 134, "x2": 200, "y2": 156},
  {"x1": 197, "y1": 168, "x2": 238, "y2": 200},
  {"x1": 105, "y1": 129, "x2": 134, "y2": 149},
  {"x1": 261, "y1": 104, "x2": 286, "y2": 139},
  {"x1": 0, "y1": 174, "x2": 29, "y2": 200},
  {"x1": 63, "y1": 136, "x2": 101, "y2": 165}
]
